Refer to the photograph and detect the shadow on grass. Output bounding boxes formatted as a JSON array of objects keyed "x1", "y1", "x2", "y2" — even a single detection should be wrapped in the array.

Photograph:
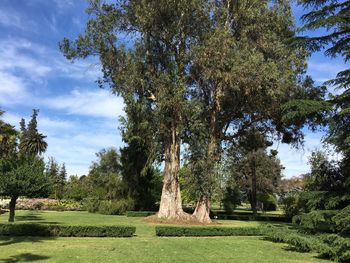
[
  {"x1": 15, "y1": 214, "x2": 44, "y2": 222},
  {"x1": 1, "y1": 253, "x2": 50, "y2": 263},
  {"x1": 0, "y1": 236, "x2": 56, "y2": 247}
]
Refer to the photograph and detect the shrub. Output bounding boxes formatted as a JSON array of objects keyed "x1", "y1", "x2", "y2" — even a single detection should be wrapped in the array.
[
  {"x1": 0, "y1": 223, "x2": 135, "y2": 237},
  {"x1": 260, "y1": 225, "x2": 350, "y2": 262},
  {"x1": 126, "y1": 211, "x2": 156, "y2": 217},
  {"x1": 98, "y1": 198, "x2": 134, "y2": 215},
  {"x1": 332, "y1": 205, "x2": 350, "y2": 236},
  {"x1": 15, "y1": 199, "x2": 82, "y2": 211},
  {"x1": 155, "y1": 226, "x2": 261, "y2": 237},
  {"x1": 320, "y1": 234, "x2": 350, "y2": 262},
  {"x1": 282, "y1": 195, "x2": 299, "y2": 219},
  {"x1": 222, "y1": 187, "x2": 241, "y2": 214},
  {"x1": 293, "y1": 210, "x2": 337, "y2": 233},
  {"x1": 0, "y1": 199, "x2": 10, "y2": 209},
  {"x1": 83, "y1": 198, "x2": 100, "y2": 213},
  {"x1": 257, "y1": 193, "x2": 277, "y2": 212}
]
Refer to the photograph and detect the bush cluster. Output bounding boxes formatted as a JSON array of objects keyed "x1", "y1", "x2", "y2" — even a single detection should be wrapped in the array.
[
  {"x1": 155, "y1": 226, "x2": 261, "y2": 237},
  {"x1": 14, "y1": 199, "x2": 82, "y2": 211},
  {"x1": 292, "y1": 210, "x2": 337, "y2": 233},
  {"x1": 261, "y1": 225, "x2": 350, "y2": 262},
  {"x1": 126, "y1": 211, "x2": 156, "y2": 217},
  {"x1": 83, "y1": 198, "x2": 134, "y2": 215},
  {"x1": 0, "y1": 223, "x2": 135, "y2": 237}
]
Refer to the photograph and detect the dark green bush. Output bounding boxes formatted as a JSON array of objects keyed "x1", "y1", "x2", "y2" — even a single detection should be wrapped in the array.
[
  {"x1": 293, "y1": 210, "x2": 337, "y2": 233},
  {"x1": 98, "y1": 198, "x2": 134, "y2": 215},
  {"x1": 332, "y1": 205, "x2": 350, "y2": 236},
  {"x1": 222, "y1": 187, "x2": 241, "y2": 214},
  {"x1": 126, "y1": 211, "x2": 156, "y2": 217},
  {"x1": 83, "y1": 198, "x2": 100, "y2": 213},
  {"x1": 260, "y1": 225, "x2": 350, "y2": 262},
  {"x1": 257, "y1": 193, "x2": 277, "y2": 211},
  {"x1": 155, "y1": 226, "x2": 261, "y2": 237},
  {"x1": 282, "y1": 195, "x2": 300, "y2": 219},
  {"x1": 83, "y1": 198, "x2": 134, "y2": 215},
  {"x1": 0, "y1": 224, "x2": 135, "y2": 237},
  {"x1": 320, "y1": 234, "x2": 350, "y2": 262}
]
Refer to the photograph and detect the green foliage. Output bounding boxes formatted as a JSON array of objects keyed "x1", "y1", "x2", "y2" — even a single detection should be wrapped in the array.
[
  {"x1": 64, "y1": 175, "x2": 90, "y2": 201},
  {"x1": 320, "y1": 234, "x2": 350, "y2": 262},
  {"x1": 257, "y1": 193, "x2": 278, "y2": 212},
  {"x1": 261, "y1": 225, "x2": 350, "y2": 262},
  {"x1": 97, "y1": 198, "x2": 135, "y2": 215},
  {"x1": 83, "y1": 198, "x2": 134, "y2": 215},
  {"x1": 126, "y1": 211, "x2": 156, "y2": 217},
  {"x1": 293, "y1": 210, "x2": 337, "y2": 233},
  {"x1": 0, "y1": 223, "x2": 135, "y2": 237},
  {"x1": 19, "y1": 109, "x2": 47, "y2": 156},
  {"x1": 222, "y1": 186, "x2": 241, "y2": 214},
  {"x1": 155, "y1": 226, "x2": 261, "y2": 237},
  {"x1": 210, "y1": 212, "x2": 287, "y2": 222},
  {"x1": 46, "y1": 158, "x2": 66, "y2": 200},
  {"x1": 282, "y1": 194, "x2": 300, "y2": 219},
  {"x1": 298, "y1": 0, "x2": 350, "y2": 89},
  {"x1": 332, "y1": 205, "x2": 350, "y2": 236},
  {"x1": 227, "y1": 144, "x2": 283, "y2": 214},
  {"x1": 0, "y1": 156, "x2": 48, "y2": 198}
]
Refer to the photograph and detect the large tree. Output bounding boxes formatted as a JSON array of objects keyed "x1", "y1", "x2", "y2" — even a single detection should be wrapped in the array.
[
  {"x1": 186, "y1": 0, "x2": 321, "y2": 222},
  {"x1": 0, "y1": 110, "x2": 48, "y2": 222},
  {"x1": 60, "y1": 0, "x2": 209, "y2": 220}
]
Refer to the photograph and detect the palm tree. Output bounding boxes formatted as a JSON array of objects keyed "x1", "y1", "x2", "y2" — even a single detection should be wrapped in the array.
[{"x1": 20, "y1": 133, "x2": 48, "y2": 156}]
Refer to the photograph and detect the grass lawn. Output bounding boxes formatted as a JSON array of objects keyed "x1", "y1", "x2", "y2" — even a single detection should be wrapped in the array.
[{"x1": 0, "y1": 210, "x2": 328, "y2": 263}]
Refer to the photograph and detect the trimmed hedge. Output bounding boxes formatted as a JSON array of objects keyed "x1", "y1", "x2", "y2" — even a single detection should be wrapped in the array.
[
  {"x1": 155, "y1": 226, "x2": 261, "y2": 237},
  {"x1": 126, "y1": 211, "x2": 156, "y2": 217},
  {"x1": 0, "y1": 224, "x2": 135, "y2": 237},
  {"x1": 211, "y1": 213, "x2": 287, "y2": 222}
]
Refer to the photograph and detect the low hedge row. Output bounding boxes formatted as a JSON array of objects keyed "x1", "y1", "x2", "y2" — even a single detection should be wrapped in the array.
[
  {"x1": 0, "y1": 224, "x2": 135, "y2": 237},
  {"x1": 155, "y1": 226, "x2": 261, "y2": 237},
  {"x1": 211, "y1": 214, "x2": 287, "y2": 222},
  {"x1": 126, "y1": 211, "x2": 156, "y2": 217}
]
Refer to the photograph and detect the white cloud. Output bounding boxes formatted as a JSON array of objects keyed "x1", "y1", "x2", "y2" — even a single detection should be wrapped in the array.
[
  {"x1": 308, "y1": 60, "x2": 348, "y2": 84},
  {"x1": 43, "y1": 89, "x2": 124, "y2": 119},
  {"x1": 0, "y1": 72, "x2": 29, "y2": 105},
  {"x1": 0, "y1": 9, "x2": 37, "y2": 31}
]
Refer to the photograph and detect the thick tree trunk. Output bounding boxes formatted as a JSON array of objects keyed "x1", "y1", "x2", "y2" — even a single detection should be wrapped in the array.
[
  {"x1": 158, "y1": 123, "x2": 188, "y2": 220},
  {"x1": 193, "y1": 196, "x2": 211, "y2": 224},
  {"x1": 193, "y1": 85, "x2": 223, "y2": 223},
  {"x1": 251, "y1": 154, "x2": 257, "y2": 216},
  {"x1": 8, "y1": 196, "x2": 17, "y2": 223}
]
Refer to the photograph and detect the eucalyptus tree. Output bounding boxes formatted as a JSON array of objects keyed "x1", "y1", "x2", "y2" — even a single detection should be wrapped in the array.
[
  {"x1": 60, "y1": 0, "x2": 210, "y2": 220},
  {"x1": 187, "y1": 0, "x2": 318, "y2": 222}
]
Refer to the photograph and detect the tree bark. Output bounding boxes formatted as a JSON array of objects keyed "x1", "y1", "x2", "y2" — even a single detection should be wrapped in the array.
[
  {"x1": 8, "y1": 196, "x2": 17, "y2": 223},
  {"x1": 251, "y1": 154, "x2": 257, "y2": 216},
  {"x1": 158, "y1": 122, "x2": 189, "y2": 220},
  {"x1": 193, "y1": 196, "x2": 211, "y2": 224},
  {"x1": 193, "y1": 85, "x2": 223, "y2": 223}
]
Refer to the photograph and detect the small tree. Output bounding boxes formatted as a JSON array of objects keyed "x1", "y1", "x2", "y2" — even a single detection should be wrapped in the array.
[{"x1": 0, "y1": 109, "x2": 48, "y2": 222}]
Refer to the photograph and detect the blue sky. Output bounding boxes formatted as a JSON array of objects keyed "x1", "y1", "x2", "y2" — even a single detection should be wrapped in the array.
[{"x1": 0, "y1": 0, "x2": 347, "y2": 177}]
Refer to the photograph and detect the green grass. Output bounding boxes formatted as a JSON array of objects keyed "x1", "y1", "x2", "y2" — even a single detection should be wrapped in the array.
[{"x1": 0, "y1": 210, "x2": 329, "y2": 263}]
